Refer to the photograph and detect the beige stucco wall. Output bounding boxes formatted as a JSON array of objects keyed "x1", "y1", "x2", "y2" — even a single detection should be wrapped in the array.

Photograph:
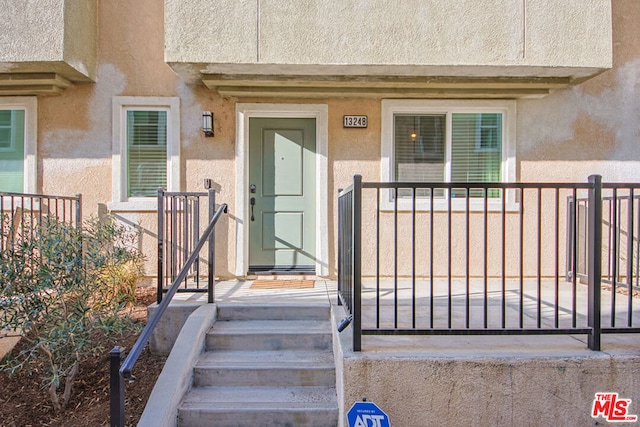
[
  {"x1": 518, "y1": 0, "x2": 640, "y2": 183},
  {"x1": 37, "y1": 0, "x2": 238, "y2": 277},
  {"x1": 165, "y1": 0, "x2": 611, "y2": 82},
  {"x1": 0, "y1": 0, "x2": 97, "y2": 81},
  {"x1": 8, "y1": 0, "x2": 634, "y2": 279}
]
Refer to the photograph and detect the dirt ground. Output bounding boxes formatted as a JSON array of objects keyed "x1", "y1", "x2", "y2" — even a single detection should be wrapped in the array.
[{"x1": 0, "y1": 287, "x2": 165, "y2": 427}]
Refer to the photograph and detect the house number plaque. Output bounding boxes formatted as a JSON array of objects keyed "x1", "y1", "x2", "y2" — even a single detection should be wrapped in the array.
[{"x1": 343, "y1": 115, "x2": 368, "y2": 128}]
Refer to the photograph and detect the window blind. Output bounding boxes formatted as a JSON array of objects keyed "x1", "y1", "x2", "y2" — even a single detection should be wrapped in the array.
[
  {"x1": 451, "y1": 113, "x2": 502, "y2": 197},
  {"x1": 394, "y1": 114, "x2": 445, "y2": 197},
  {"x1": 0, "y1": 109, "x2": 25, "y2": 192},
  {"x1": 127, "y1": 110, "x2": 167, "y2": 197},
  {"x1": 393, "y1": 112, "x2": 503, "y2": 199},
  {"x1": 394, "y1": 114, "x2": 445, "y2": 176}
]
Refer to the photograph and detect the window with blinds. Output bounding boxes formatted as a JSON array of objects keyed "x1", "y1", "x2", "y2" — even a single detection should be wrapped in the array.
[
  {"x1": 394, "y1": 114, "x2": 445, "y2": 197},
  {"x1": 393, "y1": 112, "x2": 502, "y2": 198},
  {"x1": 451, "y1": 113, "x2": 502, "y2": 197},
  {"x1": 0, "y1": 109, "x2": 25, "y2": 192},
  {"x1": 126, "y1": 110, "x2": 167, "y2": 197}
]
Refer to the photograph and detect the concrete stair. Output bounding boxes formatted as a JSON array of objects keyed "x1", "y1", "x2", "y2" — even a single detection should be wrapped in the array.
[{"x1": 177, "y1": 304, "x2": 338, "y2": 427}]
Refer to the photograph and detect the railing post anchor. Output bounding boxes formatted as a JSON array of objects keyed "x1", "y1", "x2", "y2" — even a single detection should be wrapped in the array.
[{"x1": 110, "y1": 346, "x2": 125, "y2": 427}]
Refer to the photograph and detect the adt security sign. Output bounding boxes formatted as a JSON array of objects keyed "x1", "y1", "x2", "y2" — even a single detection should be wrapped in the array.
[{"x1": 347, "y1": 401, "x2": 390, "y2": 427}]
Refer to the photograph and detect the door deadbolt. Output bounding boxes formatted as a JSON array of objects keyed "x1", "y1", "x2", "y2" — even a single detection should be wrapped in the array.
[{"x1": 249, "y1": 184, "x2": 256, "y2": 193}]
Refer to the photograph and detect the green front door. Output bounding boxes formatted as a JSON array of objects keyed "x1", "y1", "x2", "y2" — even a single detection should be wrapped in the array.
[{"x1": 248, "y1": 118, "x2": 316, "y2": 274}]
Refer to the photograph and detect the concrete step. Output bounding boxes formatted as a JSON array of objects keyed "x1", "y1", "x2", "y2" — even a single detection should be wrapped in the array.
[
  {"x1": 177, "y1": 304, "x2": 337, "y2": 427},
  {"x1": 193, "y1": 350, "x2": 336, "y2": 387},
  {"x1": 217, "y1": 303, "x2": 330, "y2": 321},
  {"x1": 206, "y1": 320, "x2": 332, "y2": 351},
  {"x1": 178, "y1": 386, "x2": 339, "y2": 427}
]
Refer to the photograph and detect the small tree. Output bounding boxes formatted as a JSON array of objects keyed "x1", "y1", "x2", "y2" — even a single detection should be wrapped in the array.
[{"x1": 0, "y1": 214, "x2": 144, "y2": 411}]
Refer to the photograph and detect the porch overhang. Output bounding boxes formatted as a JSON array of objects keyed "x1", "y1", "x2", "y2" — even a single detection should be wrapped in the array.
[
  {"x1": 0, "y1": 72, "x2": 73, "y2": 96},
  {"x1": 0, "y1": 0, "x2": 97, "y2": 95},
  {"x1": 198, "y1": 68, "x2": 594, "y2": 99},
  {"x1": 165, "y1": 0, "x2": 612, "y2": 99}
]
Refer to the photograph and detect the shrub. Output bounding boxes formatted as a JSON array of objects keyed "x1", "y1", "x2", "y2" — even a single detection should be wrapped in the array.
[{"x1": 0, "y1": 214, "x2": 144, "y2": 411}]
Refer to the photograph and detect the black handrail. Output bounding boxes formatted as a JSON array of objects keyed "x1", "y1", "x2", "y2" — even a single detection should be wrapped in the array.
[{"x1": 110, "y1": 202, "x2": 228, "y2": 427}]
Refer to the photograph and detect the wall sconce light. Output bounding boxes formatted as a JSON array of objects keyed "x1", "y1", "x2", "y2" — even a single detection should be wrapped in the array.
[{"x1": 202, "y1": 111, "x2": 214, "y2": 137}]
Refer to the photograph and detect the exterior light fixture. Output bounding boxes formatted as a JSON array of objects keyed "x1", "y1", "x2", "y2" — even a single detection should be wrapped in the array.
[{"x1": 202, "y1": 111, "x2": 214, "y2": 137}]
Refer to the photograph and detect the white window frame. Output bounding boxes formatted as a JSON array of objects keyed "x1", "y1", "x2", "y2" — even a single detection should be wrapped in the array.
[
  {"x1": 0, "y1": 97, "x2": 37, "y2": 194},
  {"x1": 381, "y1": 99, "x2": 517, "y2": 211},
  {"x1": 109, "y1": 97, "x2": 180, "y2": 211}
]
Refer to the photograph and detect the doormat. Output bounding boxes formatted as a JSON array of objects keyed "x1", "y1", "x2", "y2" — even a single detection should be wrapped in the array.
[{"x1": 249, "y1": 280, "x2": 315, "y2": 289}]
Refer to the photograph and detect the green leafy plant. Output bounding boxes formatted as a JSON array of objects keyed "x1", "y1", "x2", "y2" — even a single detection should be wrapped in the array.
[{"x1": 0, "y1": 213, "x2": 144, "y2": 411}]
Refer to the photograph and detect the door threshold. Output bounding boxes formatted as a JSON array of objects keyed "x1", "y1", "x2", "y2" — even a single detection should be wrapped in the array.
[{"x1": 248, "y1": 265, "x2": 315, "y2": 275}]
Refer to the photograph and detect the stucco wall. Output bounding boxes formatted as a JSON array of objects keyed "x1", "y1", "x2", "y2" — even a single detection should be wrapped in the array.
[
  {"x1": 38, "y1": 0, "x2": 238, "y2": 276},
  {"x1": 518, "y1": 0, "x2": 640, "y2": 183},
  {"x1": 0, "y1": 0, "x2": 96, "y2": 80},
  {"x1": 165, "y1": 0, "x2": 611, "y2": 81},
  {"x1": 19, "y1": 0, "x2": 639, "y2": 279}
]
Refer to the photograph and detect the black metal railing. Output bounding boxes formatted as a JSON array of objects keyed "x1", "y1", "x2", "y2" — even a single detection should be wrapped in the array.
[
  {"x1": 338, "y1": 175, "x2": 640, "y2": 351},
  {"x1": 1, "y1": 191, "x2": 82, "y2": 249},
  {"x1": 568, "y1": 192, "x2": 640, "y2": 292},
  {"x1": 110, "y1": 202, "x2": 228, "y2": 427},
  {"x1": 157, "y1": 189, "x2": 217, "y2": 303}
]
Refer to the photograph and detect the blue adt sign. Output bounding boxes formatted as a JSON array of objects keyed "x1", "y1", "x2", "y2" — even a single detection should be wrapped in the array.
[{"x1": 347, "y1": 401, "x2": 390, "y2": 427}]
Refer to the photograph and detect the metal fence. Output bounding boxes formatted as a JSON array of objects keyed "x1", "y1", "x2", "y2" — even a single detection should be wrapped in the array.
[
  {"x1": 1, "y1": 192, "x2": 82, "y2": 250},
  {"x1": 568, "y1": 191, "x2": 640, "y2": 291},
  {"x1": 338, "y1": 175, "x2": 640, "y2": 351},
  {"x1": 157, "y1": 189, "x2": 216, "y2": 303},
  {"x1": 111, "y1": 200, "x2": 228, "y2": 426},
  {"x1": 568, "y1": 187, "x2": 640, "y2": 330}
]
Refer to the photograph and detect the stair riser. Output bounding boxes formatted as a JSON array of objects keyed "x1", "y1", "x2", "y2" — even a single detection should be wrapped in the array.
[
  {"x1": 178, "y1": 409, "x2": 339, "y2": 427},
  {"x1": 217, "y1": 306, "x2": 330, "y2": 321},
  {"x1": 193, "y1": 367, "x2": 336, "y2": 387},
  {"x1": 206, "y1": 334, "x2": 332, "y2": 351}
]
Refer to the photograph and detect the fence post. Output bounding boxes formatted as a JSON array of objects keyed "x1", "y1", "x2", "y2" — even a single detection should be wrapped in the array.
[
  {"x1": 587, "y1": 175, "x2": 602, "y2": 351},
  {"x1": 75, "y1": 194, "x2": 83, "y2": 269},
  {"x1": 353, "y1": 175, "x2": 362, "y2": 352},
  {"x1": 208, "y1": 188, "x2": 215, "y2": 303},
  {"x1": 337, "y1": 188, "x2": 343, "y2": 306},
  {"x1": 565, "y1": 195, "x2": 574, "y2": 282},
  {"x1": 157, "y1": 188, "x2": 164, "y2": 304},
  {"x1": 74, "y1": 193, "x2": 82, "y2": 229},
  {"x1": 110, "y1": 347, "x2": 125, "y2": 427}
]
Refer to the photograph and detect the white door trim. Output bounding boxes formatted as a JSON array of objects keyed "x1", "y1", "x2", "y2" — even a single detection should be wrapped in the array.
[{"x1": 235, "y1": 103, "x2": 329, "y2": 277}]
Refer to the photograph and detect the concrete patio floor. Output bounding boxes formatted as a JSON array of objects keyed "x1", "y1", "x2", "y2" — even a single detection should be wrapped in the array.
[{"x1": 168, "y1": 277, "x2": 640, "y2": 357}]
